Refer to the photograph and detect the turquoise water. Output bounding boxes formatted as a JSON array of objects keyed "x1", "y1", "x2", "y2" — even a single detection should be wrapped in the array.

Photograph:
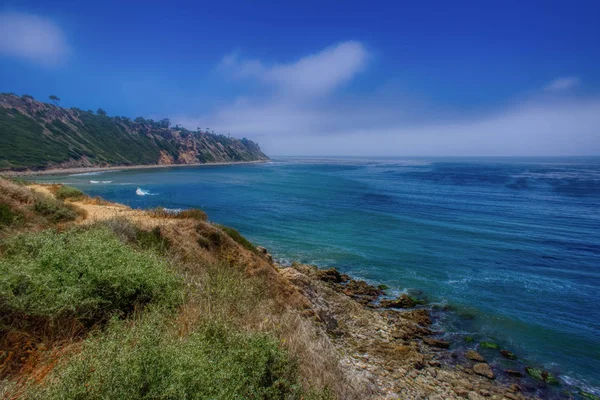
[{"x1": 35, "y1": 157, "x2": 600, "y2": 395}]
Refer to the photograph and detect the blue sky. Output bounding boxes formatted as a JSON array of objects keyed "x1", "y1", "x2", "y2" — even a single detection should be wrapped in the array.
[{"x1": 1, "y1": 0, "x2": 599, "y2": 155}]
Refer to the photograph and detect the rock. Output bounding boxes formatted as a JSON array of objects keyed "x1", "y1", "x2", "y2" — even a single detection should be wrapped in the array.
[
  {"x1": 342, "y1": 279, "x2": 382, "y2": 301},
  {"x1": 525, "y1": 367, "x2": 559, "y2": 385},
  {"x1": 465, "y1": 350, "x2": 486, "y2": 362},
  {"x1": 380, "y1": 294, "x2": 417, "y2": 308},
  {"x1": 504, "y1": 369, "x2": 523, "y2": 378},
  {"x1": 473, "y1": 363, "x2": 495, "y2": 379},
  {"x1": 479, "y1": 342, "x2": 500, "y2": 350},
  {"x1": 256, "y1": 246, "x2": 268, "y2": 255},
  {"x1": 580, "y1": 391, "x2": 600, "y2": 400},
  {"x1": 423, "y1": 337, "x2": 451, "y2": 349},
  {"x1": 402, "y1": 309, "x2": 432, "y2": 326},
  {"x1": 317, "y1": 310, "x2": 339, "y2": 334},
  {"x1": 508, "y1": 384, "x2": 521, "y2": 393},
  {"x1": 429, "y1": 395, "x2": 443, "y2": 400},
  {"x1": 500, "y1": 349, "x2": 517, "y2": 360},
  {"x1": 468, "y1": 391, "x2": 484, "y2": 400},
  {"x1": 315, "y1": 268, "x2": 344, "y2": 283}
]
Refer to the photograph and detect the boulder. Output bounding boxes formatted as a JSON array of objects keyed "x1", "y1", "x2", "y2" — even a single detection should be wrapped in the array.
[
  {"x1": 500, "y1": 349, "x2": 517, "y2": 360},
  {"x1": 473, "y1": 363, "x2": 495, "y2": 379},
  {"x1": 525, "y1": 367, "x2": 559, "y2": 385},
  {"x1": 465, "y1": 350, "x2": 486, "y2": 362},
  {"x1": 423, "y1": 337, "x2": 450, "y2": 349},
  {"x1": 315, "y1": 268, "x2": 344, "y2": 283},
  {"x1": 256, "y1": 246, "x2": 268, "y2": 255},
  {"x1": 479, "y1": 341, "x2": 500, "y2": 350},
  {"x1": 580, "y1": 391, "x2": 600, "y2": 400},
  {"x1": 380, "y1": 294, "x2": 417, "y2": 308},
  {"x1": 342, "y1": 279, "x2": 382, "y2": 300},
  {"x1": 504, "y1": 369, "x2": 523, "y2": 378},
  {"x1": 402, "y1": 309, "x2": 432, "y2": 326}
]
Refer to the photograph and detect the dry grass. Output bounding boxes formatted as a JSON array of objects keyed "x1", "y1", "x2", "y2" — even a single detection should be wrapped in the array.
[{"x1": 0, "y1": 179, "x2": 359, "y2": 399}]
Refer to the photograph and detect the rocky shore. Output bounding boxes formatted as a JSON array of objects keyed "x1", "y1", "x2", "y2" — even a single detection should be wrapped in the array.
[{"x1": 272, "y1": 262, "x2": 573, "y2": 400}]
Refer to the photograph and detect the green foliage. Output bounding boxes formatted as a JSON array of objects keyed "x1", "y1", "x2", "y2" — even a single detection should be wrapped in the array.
[
  {"x1": 135, "y1": 226, "x2": 170, "y2": 253},
  {"x1": 197, "y1": 235, "x2": 211, "y2": 249},
  {"x1": 55, "y1": 185, "x2": 84, "y2": 200},
  {"x1": 0, "y1": 95, "x2": 267, "y2": 170},
  {"x1": 177, "y1": 208, "x2": 208, "y2": 221},
  {"x1": 0, "y1": 227, "x2": 182, "y2": 324},
  {"x1": 33, "y1": 195, "x2": 78, "y2": 222},
  {"x1": 525, "y1": 367, "x2": 560, "y2": 385},
  {"x1": 217, "y1": 224, "x2": 258, "y2": 254},
  {"x1": 28, "y1": 311, "x2": 303, "y2": 400},
  {"x1": 464, "y1": 336, "x2": 474, "y2": 343},
  {"x1": 479, "y1": 341, "x2": 500, "y2": 350},
  {"x1": 0, "y1": 203, "x2": 17, "y2": 226}
]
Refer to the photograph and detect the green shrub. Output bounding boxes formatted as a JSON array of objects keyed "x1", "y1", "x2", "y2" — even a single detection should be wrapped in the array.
[
  {"x1": 135, "y1": 226, "x2": 170, "y2": 253},
  {"x1": 0, "y1": 203, "x2": 16, "y2": 226},
  {"x1": 0, "y1": 227, "x2": 182, "y2": 325},
  {"x1": 197, "y1": 235, "x2": 211, "y2": 249},
  {"x1": 217, "y1": 224, "x2": 258, "y2": 254},
  {"x1": 33, "y1": 196, "x2": 78, "y2": 222},
  {"x1": 29, "y1": 312, "x2": 303, "y2": 400},
  {"x1": 55, "y1": 185, "x2": 84, "y2": 200},
  {"x1": 177, "y1": 208, "x2": 208, "y2": 221}
]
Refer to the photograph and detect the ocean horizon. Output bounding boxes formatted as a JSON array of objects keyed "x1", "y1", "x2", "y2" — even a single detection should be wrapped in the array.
[{"x1": 32, "y1": 156, "x2": 600, "y2": 397}]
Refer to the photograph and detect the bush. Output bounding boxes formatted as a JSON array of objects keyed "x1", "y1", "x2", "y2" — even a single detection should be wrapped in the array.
[
  {"x1": 0, "y1": 227, "x2": 182, "y2": 325},
  {"x1": 55, "y1": 185, "x2": 84, "y2": 200},
  {"x1": 33, "y1": 196, "x2": 78, "y2": 222},
  {"x1": 148, "y1": 207, "x2": 208, "y2": 221},
  {"x1": 98, "y1": 218, "x2": 170, "y2": 253},
  {"x1": 218, "y1": 224, "x2": 258, "y2": 254},
  {"x1": 177, "y1": 208, "x2": 208, "y2": 221},
  {"x1": 135, "y1": 226, "x2": 170, "y2": 253},
  {"x1": 0, "y1": 203, "x2": 16, "y2": 226},
  {"x1": 29, "y1": 311, "x2": 303, "y2": 400}
]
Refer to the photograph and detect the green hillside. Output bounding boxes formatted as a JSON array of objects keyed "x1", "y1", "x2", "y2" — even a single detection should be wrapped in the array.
[{"x1": 0, "y1": 93, "x2": 268, "y2": 171}]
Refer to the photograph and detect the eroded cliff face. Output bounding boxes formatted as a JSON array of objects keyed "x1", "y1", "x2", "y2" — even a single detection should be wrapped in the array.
[{"x1": 0, "y1": 93, "x2": 269, "y2": 171}]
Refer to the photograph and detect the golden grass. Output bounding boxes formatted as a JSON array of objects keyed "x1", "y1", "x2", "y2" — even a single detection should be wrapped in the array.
[{"x1": 0, "y1": 179, "x2": 361, "y2": 399}]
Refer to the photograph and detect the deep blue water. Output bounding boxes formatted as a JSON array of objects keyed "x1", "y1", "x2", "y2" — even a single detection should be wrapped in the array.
[{"x1": 34, "y1": 157, "x2": 600, "y2": 395}]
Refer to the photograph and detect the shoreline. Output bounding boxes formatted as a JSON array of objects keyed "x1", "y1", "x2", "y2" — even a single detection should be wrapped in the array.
[
  {"x1": 12, "y1": 180, "x2": 595, "y2": 399},
  {"x1": 0, "y1": 159, "x2": 270, "y2": 177}
]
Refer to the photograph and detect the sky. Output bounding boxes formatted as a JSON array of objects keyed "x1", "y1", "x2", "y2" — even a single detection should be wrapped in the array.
[{"x1": 1, "y1": 0, "x2": 599, "y2": 156}]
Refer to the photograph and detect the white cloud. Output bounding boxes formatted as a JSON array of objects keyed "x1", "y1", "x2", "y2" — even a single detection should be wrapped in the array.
[
  {"x1": 177, "y1": 44, "x2": 598, "y2": 156},
  {"x1": 544, "y1": 76, "x2": 580, "y2": 92},
  {"x1": 0, "y1": 11, "x2": 69, "y2": 66},
  {"x1": 220, "y1": 41, "x2": 369, "y2": 97}
]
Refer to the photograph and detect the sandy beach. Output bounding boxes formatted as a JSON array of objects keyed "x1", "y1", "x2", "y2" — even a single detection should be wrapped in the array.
[{"x1": 1, "y1": 160, "x2": 269, "y2": 177}]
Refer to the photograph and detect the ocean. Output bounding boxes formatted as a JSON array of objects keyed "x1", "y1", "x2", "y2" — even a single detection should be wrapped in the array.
[{"x1": 33, "y1": 156, "x2": 600, "y2": 396}]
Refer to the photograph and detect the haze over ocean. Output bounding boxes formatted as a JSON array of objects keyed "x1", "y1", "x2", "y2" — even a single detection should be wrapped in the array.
[{"x1": 35, "y1": 156, "x2": 600, "y2": 394}]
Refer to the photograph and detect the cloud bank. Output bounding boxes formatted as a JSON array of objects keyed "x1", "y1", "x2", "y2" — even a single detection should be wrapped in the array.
[
  {"x1": 178, "y1": 43, "x2": 599, "y2": 156},
  {"x1": 0, "y1": 11, "x2": 69, "y2": 66}
]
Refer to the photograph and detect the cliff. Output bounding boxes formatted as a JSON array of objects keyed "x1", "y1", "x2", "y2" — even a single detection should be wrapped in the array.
[
  {"x1": 0, "y1": 93, "x2": 268, "y2": 171},
  {"x1": 0, "y1": 178, "x2": 543, "y2": 400}
]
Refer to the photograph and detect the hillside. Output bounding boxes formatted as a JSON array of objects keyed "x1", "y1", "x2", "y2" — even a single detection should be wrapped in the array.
[
  {"x1": 0, "y1": 178, "x2": 540, "y2": 400},
  {"x1": 0, "y1": 93, "x2": 268, "y2": 171}
]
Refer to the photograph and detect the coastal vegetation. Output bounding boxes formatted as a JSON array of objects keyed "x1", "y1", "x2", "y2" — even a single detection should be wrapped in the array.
[
  {"x1": 0, "y1": 93, "x2": 268, "y2": 171},
  {"x1": 0, "y1": 179, "x2": 338, "y2": 399},
  {"x1": 0, "y1": 179, "x2": 585, "y2": 399}
]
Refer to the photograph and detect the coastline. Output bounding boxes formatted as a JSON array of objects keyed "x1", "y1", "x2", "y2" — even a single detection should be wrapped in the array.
[
  {"x1": 0, "y1": 159, "x2": 269, "y2": 177},
  {"x1": 5, "y1": 180, "x2": 593, "y2": 399}
]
